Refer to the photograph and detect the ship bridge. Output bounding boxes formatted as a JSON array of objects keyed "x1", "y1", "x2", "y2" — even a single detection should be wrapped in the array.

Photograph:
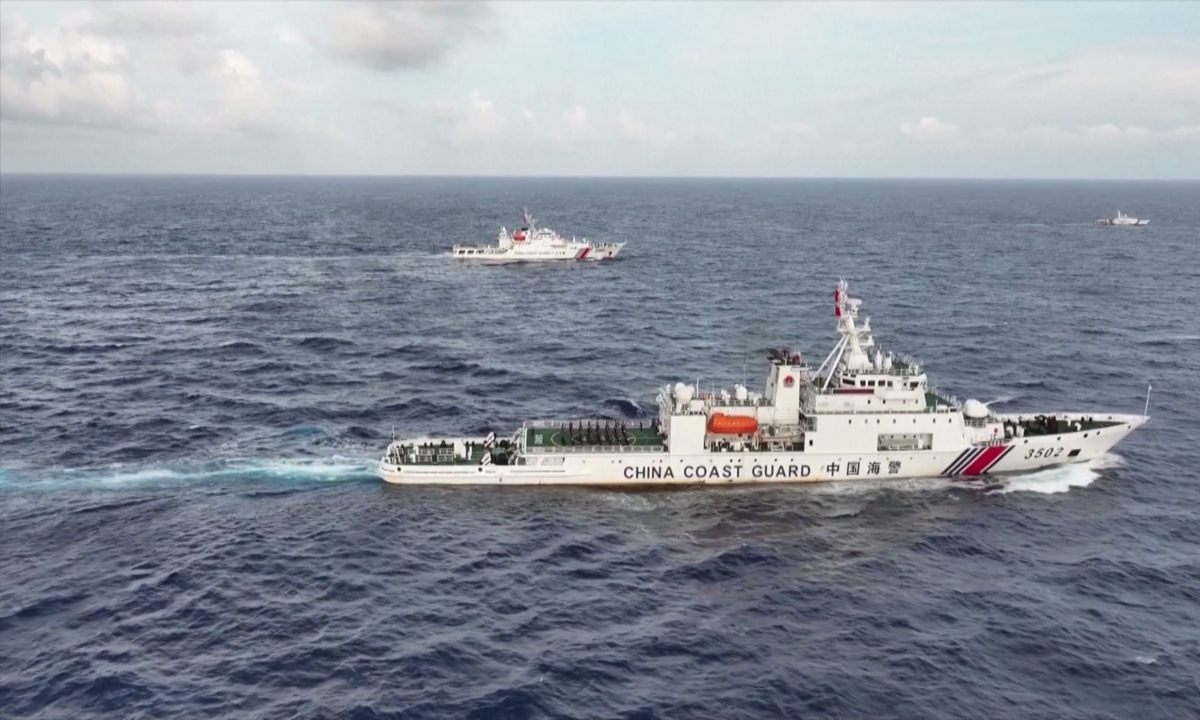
[{"x1": 650, "y1": 280, "x2": 1000, "y2": 457}]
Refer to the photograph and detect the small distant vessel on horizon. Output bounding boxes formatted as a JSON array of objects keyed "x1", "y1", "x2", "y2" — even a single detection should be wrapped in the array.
[
  {"x1": 451, "y1": 208, "x2": 625, "y2": 262},
  {"x1": 1094, "y1": 210, "x2": 1148, "y2": 226}
]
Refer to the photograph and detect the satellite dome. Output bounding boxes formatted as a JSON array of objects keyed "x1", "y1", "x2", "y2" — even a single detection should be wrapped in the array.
[
  {"x1": 963, "y1": 398, "x2": 989, "y2": 419},
  {"x1": 675, "y1": 383, "x2": 694, "y2": 406}
]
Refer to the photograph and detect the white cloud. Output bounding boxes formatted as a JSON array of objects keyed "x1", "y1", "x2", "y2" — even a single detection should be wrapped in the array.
[
  {"x1": 1078, "y1": 124, "x2": 1153, "y2": 142},
  {"x1": 979, "y1": 123, "x2": 1200, "y2": 150},
  {"x1": 0, "y1": 12, "x2": 147, "y2": 130},
  {"x1": 64, "y1": 0, "x2": 221, "y2": 74},
  {"x1": 64, "y1": 0, "x2": 216, "y2": 40},
  {"x1": 0, "y1": 8, "x2": 342, "y2": 147},
  {"x1": 900, "y1": 116, "x2": 959, "y2": 139},
  {"x1": 273, "y1": 24, "x2": 307, "y2": 48},
  {"x1": 210, "y1": 49, "x2": 275, "y2": 133},
  {"x1": 995, "y1": 54, "x2": 1200, "y2": 127},
  {"x1": 429, "y1": 88, "x2": 503, "y2": 145},
  {"x1": 2, "y1": 2, "x2": 1197, "y2": 177},
  {"x1": 616, "y1": 110, "x2": 650, "y2": 142},
  {"x1": 323, "y1": 0, "x2": 494, "y2": 71},
  {"x1": 551, "y1": 104, "x2": 594, "y2": 145}
]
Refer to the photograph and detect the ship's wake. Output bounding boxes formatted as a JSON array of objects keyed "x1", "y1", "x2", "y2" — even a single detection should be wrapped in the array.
[{"x1": 0, "y1": 456, "x2": 378, "y2": 491}]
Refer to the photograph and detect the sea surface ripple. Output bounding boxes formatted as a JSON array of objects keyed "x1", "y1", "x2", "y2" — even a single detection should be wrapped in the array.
[{"x1": 1, "y1": 177, "x2": 1199, "y2": 719}]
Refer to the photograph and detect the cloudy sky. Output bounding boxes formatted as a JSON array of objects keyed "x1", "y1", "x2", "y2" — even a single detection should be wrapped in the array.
[{"x1": 1, "y1": 0, "x2": 1197, "y2": 177}]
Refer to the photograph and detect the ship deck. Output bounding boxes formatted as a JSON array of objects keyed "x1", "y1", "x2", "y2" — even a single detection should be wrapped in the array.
[
  {"x1": 524, "y1": 425, "x2": 665, "y2": 450},
  {"x1": 925, "y1": 391, "x2": 956, "y2": 410}
]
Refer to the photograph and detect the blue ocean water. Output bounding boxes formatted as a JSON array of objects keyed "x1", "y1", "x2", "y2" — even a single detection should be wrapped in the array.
[{"x1": 1, "y1": 176, "x2": 1198, "y2": 719}]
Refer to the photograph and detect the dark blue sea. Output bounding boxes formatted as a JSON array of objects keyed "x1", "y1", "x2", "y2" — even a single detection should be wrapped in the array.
[{"x1": 2, "y1": 176, "x2": 1198, "y2": 719}]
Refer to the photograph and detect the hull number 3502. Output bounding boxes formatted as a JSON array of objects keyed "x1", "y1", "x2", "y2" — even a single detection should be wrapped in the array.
[{"x1": 1026, "y1": 447, "x2": 1064, "y2": 459}]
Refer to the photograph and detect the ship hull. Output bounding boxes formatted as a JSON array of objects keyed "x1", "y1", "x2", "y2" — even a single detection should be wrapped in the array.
[
  {"x1": 450, "y1": 245, "x2": 624, "y2": 263},
  {"x1": 379, "y1": 413, "x2": 1145, "y2": 487}
]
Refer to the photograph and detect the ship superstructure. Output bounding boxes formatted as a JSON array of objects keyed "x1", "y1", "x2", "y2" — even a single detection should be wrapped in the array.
[
  {"x1": 1094, "y1": 210, "x2": 1148, "y2": 226},
  {"x1": 380, "y1": 281, "x2": 1147, "y2": 487},
  {"x1": 451, "y1": 208, "x2": 625, "y2": 262}
]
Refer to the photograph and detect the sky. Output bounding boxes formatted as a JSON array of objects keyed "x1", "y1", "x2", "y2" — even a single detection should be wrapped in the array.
[{"x1": 1, "y1": 0, "x2": 1198, "y2": 178}]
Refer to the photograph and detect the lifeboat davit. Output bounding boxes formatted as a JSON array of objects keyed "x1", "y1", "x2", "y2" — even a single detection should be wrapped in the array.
[{"x1": 708, "y1": 413, "x2": 758, "y2": 435}]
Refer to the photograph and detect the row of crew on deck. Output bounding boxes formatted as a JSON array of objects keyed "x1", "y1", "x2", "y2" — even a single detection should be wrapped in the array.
[
  {"x1": 561, "y1": 419, "x2": 654, "y2": 447},
  {"x1": 1006, "y1": 415, "x2": 1093, "y2": 437}
]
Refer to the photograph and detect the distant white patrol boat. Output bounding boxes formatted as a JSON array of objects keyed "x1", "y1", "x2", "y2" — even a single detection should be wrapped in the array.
[
  {"x1": 451, "y1": 208, "x2": 625, "y2": 262},
  {"x1": 1094, "y1": 210, "x2": 1148, "y2": 226},
  {"x1": 379, "y1": 280, "x2": 1149, "y2": 488}
]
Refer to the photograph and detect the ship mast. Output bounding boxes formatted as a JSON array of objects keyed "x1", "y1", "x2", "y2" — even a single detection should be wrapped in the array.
[{"x1": 817, "y1": 279, "x2": 874, "y2": 390}]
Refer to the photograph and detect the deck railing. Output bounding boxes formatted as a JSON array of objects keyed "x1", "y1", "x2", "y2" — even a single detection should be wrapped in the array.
[{"x1": 524, "y1": 444, "x2": 666, "y2": 455}]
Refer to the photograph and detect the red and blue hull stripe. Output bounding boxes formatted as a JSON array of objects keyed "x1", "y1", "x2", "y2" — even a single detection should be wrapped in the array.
[{"x1": 942, "y1": 445, "x2": 1013, "y2": 477}]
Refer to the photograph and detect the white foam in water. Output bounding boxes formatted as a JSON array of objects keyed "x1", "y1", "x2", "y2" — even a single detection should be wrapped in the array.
[
  {"x1": 12, "y1": 457, "x2": 378, "y2": 489},
  {"x1": 995, "y1": 453, "x2": 1124, "y2": 495},
  {"x1": 800, "y1": 476, "x2": 956, "y2": 496},
  {"x1": 249, "y1": 458, "x2": 373, "y2": 482}
]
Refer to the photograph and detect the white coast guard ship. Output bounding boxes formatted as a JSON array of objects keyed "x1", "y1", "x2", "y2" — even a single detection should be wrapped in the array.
[
  {"x1": 1094, "y1": 210, "x2": 1148, "y2": 226},
  {"x1": 380, "y1": 281, "x2": 1148, "y2": 487},
  {"x1": 451, "y1": 208, "x2": 624, "y2": 262}
]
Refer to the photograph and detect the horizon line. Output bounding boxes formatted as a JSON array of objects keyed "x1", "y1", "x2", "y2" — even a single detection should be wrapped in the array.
[{"x1": 2, "y1": 172, "x2": 1197, "y2": 182}]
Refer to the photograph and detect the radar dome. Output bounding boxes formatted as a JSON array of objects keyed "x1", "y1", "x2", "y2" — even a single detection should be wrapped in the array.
[
  {"x1": 675, "y1": 383, "x2": 694, "y2": 405},
  {"x1": 734, "y1": 384, "x2": 749, "y2": 401},
  {"x1": 963, "y1": 399, "x2": 989, "y2": 419}
]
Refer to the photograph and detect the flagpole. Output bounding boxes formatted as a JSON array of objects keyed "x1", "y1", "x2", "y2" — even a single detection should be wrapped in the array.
[{"x1": 1144, "y1": 383, "x2": 1152, "y2": 419}]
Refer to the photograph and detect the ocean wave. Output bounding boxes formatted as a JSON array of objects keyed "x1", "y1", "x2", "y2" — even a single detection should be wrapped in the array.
[{"x1": 2, "y1": 177, "x2": 1197, "y2": 720}]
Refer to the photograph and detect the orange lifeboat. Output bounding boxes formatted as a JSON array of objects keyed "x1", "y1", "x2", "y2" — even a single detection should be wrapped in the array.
[{"x1": 708, "y1": 413, "x2": 758, "y2": 435}]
